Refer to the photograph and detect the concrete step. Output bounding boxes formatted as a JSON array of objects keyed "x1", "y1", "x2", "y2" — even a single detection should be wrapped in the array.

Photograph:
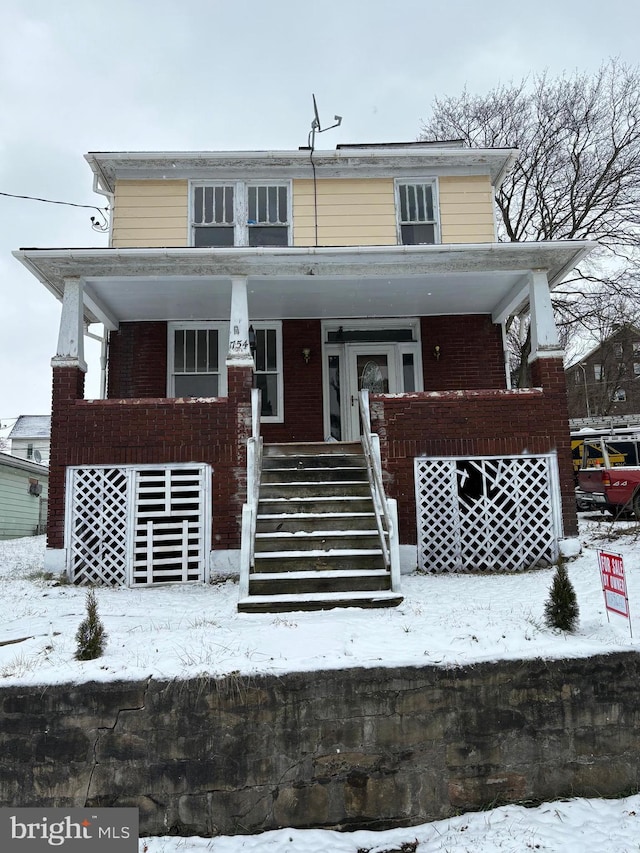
[
  {"x1": 254, "y1": 530, "x2": 382, "y2": 553},
  {"x1": 262, "y1": 454, "x2": 366, "y2": 470},
  {"x1": 261, "y1": 466, "x2": 368, "y2": 484},
  {"x1": 260, "y1": 481, "x2": 372, "y2": 499},
  {"x1": 253, "y1": 550, "x2": 387, "y2": 572},
  {"x1": 263, "y1": 442, "x2": 363, "y2": 458},
  {"x1": 256, "y1": 512, "x2": 377, "y2": 533},
  {"x1": 238, "y1": 590, "x2": 404, "y2": 613},
  {"x1": 248, "y1": 569, "x2": 391, "y2": 595},
  {"x1": 257, "y1": 496, "x2": 376, "y2": 515}
]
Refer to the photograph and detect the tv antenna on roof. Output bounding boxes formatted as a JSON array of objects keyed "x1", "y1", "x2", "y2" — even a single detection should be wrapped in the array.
[{"x1": 308, "y1": 94, "x2": 342, "y2": 151}]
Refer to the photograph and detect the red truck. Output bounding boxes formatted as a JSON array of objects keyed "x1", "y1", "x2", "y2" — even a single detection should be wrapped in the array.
[{"x1": 577, "y1": 435, "x2": 640, "y2": 518}]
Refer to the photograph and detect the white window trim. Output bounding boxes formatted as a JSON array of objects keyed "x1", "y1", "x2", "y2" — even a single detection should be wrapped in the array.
[
  {"x1": 167, "y1": 321, "x2": 229, "y2": 398},
  {"x1": 189, "y1": 180, "x2": 292, "y2": 247},
  {"x1": 251, "y1": 320, "x2": 284, "y2": 423},
  {"x1": 394, "y1": 178, "x2": 440, "y2": 245}
]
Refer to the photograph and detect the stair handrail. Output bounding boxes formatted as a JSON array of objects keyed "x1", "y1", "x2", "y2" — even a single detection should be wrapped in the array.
[
  {"x1": 359, "y1": 389, "x2": 401, "y2": 592},
  {"x1": 240, "y1": 388, "x2": 262, "y2": 599}
]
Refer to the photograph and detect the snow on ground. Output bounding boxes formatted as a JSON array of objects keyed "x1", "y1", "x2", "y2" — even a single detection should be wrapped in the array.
[
  {"x1": 139, "y1": 793, "x2": 640, "y2": 852},
  {"x1": 0, "y1": 515, "x2": 638, "y2": 687},
  {"x1": 2, "y1": 515, "x2": 640, "y2": 851}
]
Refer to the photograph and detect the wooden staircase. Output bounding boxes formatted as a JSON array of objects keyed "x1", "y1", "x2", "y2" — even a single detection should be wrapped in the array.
[{"x1": 237, "y1": 441, "x2": 403, "y2": 613}]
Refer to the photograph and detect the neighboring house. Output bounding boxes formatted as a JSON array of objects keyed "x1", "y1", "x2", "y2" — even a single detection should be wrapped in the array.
[
  {"x1": 14, "y1": 140, "x2": 594, "y2": 609},
  {"x1": 8, "y1": 415, "x2": 51, "y2": 465},
  {"x1": 566, "y1": 324, "x2": 640, "y2": 426},
  {"x1": 0, "y1": 452, "x2": 48, "y2": 540}
]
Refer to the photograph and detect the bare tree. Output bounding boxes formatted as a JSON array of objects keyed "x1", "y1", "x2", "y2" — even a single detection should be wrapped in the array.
[{"x1": 421, "y1": 59, "x2": 640, "y2": 384}]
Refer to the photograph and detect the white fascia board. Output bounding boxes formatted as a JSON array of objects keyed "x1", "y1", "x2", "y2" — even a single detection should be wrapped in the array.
[{"x1": 85, "y1": 147, "x2": 520, "y2": 189}]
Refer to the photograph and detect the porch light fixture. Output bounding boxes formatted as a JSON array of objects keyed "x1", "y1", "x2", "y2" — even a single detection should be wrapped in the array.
[
  {"x1": 302, "y1": 347, "x2": 311, "y2": 364},
  {"x1": 433, "y1": 345, "x2": 441, "y2": 361},
  {"x1": 249, "y1": 325, "x2": 256, "y2": 356}
]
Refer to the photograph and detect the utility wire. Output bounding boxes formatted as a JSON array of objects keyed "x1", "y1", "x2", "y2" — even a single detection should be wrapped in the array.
[
  {"x1": 0, "y1": 190, "x2": 108, "y2": 214},
  {"x1": 0, "y1": 190, "x2": 110, "y2": 231}
]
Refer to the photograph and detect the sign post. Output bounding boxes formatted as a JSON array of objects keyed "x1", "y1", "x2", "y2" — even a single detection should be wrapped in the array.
[{"x1": 598, "y1": 550, "x2": 632, "y2": 638}]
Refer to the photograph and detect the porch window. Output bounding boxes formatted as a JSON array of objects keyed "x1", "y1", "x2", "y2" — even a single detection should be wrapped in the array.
[
  {"x1": 191, "y1": 182, "x2": 290, "y2": 247},
  {"x1": 169, "y1": 323, "x2": 227, "y2": 398},
  {"x1": 396, "y1": 180, "x2": 438, "y2": 245},
  {"x1": 252, "y1": 322, "x2": 283, "y2": 421}
]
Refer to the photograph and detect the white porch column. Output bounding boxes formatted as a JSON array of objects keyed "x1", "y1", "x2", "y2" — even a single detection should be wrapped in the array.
[
  {"x1": 226, "y1": 276, "x2": 254, "y2": 367},
  {"x1": 527, "y1": 269, "x2": 563, "y2": 363},
  {"x1": 51, "y1": 277, "x2": 87, "y2": 371}
]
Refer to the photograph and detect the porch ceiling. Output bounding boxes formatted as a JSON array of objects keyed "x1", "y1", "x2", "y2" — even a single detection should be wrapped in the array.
[{"x1": 15, "y1": 241, "x2": 595, "y2": 329}]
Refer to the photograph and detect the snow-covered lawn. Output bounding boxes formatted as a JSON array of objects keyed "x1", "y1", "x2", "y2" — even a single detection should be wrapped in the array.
[
  {"x1": 1, "y1": 514, "x2": 639, "y2": 852},
  {"x1": 1, "y1": 515, "x2": 638, "y2": 687}
]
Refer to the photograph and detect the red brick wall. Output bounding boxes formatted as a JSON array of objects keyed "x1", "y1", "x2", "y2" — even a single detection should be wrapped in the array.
[
  {"x1": 371, "y1": 356, "x2": 577, "y2": 544},
  {"x1": 107, "y1": 322, "x2": 168, "y2": 398},
  {"x1": 47, "y1": 365, "x2": 253, "y2": 552},
  {"x1": 420, "y1": 316, "x2": 506, "y2": 390},
  {"x1": 261, "y1": 320, "x2": 325, "y2": 443}
]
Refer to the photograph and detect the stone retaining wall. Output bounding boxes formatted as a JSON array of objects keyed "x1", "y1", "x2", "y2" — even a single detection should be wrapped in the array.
[{"x1": 1, "y1": 654, "x2": 639, "y2": 836}]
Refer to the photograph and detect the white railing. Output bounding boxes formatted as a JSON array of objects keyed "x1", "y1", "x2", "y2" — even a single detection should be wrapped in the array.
[
  {"x1": 358, "y1": 389, "x2": 401, "y2": 592},
  {"x1": 239, "y1": 388, "x2": 262, "y2": 598}
]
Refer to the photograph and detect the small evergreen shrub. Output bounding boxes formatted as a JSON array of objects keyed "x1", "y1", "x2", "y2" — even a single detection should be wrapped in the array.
[
  {"x1": 75, "y1": 589, "x2": 107, "y2": 660},
  {"x1": 544, "y1": 561, "x2": 579, "y2": 632}
]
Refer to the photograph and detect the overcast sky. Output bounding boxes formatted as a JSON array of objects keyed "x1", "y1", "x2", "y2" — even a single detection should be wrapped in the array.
[{"x1": 0, "y1": 0, "x2": 637, "y2": 431}]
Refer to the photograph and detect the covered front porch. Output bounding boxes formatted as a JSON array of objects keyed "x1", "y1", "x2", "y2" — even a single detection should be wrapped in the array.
[{"x1": 16, "y1": 241, "x2": 593, "y2": 584}]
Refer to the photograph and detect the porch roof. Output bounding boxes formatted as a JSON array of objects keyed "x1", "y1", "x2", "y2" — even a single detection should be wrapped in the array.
[{"x1": 15, "y1": 241, "x2": 595, "y2": 331}]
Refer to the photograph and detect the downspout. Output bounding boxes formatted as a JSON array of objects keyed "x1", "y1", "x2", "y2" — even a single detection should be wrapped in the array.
[{"x1": 90, "y1": 161, "x2": 114, "y2": 399}]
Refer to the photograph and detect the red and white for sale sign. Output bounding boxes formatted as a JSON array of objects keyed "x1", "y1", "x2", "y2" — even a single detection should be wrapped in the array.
[{"x1": 598, "y1": 550, "x2": 630, "y2": 618}]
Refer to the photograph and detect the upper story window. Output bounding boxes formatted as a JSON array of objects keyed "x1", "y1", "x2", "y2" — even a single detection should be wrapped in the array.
[
  {"x1": 396, "y1": 180, "x2": 439, "y2": 245},
  {"x1": 192, "y1": 182, "x2": 290, "y2": 247},
  {"x1": 614, "y1": 342, "x2": 624, "y2": 359},
  {"x1": 593, "y1": 363, "x2": 604, "y2": 381}
]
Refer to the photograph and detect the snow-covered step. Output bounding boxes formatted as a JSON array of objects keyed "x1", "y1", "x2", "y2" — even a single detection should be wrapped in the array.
[
  {"x1": 261, "y1": 466, "x2": 368, "y2": 483},
  {"x1": 249, "y1": 569, "x2": 391, "y2": 595},
  {"x1": 238, "y1": 589, "x2": 403, "y2": 613},
  {"x1": 258, "y1": 496, "x2": 375, "y2": 515},
  {"x1": 259, "y1": 481, "x2": 372, "y2": 499},
  {"x1": 256, "y1": 512, "x2": 376, "y2": 533},
  {"x1": 253, "y1": 549, "x2": 387, "y2": 573},
  {"x1": 254, "y1": 529, "x2": 382, "y2": 552}
]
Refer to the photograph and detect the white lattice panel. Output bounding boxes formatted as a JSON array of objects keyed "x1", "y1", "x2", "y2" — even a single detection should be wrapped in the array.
[
  {"x1": 415, "y1": 454, "x2": 562, "y2": 573},
  {"x1": 66, "y1": 464, "x2": 210, "y2": 586},
  {"x1": 67, "y1": 467, "x2": 129, "y2": 585}
]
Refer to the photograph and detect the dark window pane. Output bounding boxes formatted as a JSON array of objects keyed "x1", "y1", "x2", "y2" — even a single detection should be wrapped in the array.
[
  {"x1": 402, "y1": 353, "x2": 415, "y2": 392},
  {"x1": 255, "y1": 373, "x2": 278, "y2": 417},
  {"x1": 194, "y1": 226, "x2": 235, "y2": 247},
  {"x1": 248, "y1": 225, "x2": 288, "y2": 246},
  {"x1": 204, "y1": 186, "x2": 214, "y2": 223},
  {"x1": 278, "y1": 186, "x2": 287, "y2": 221},
  {"x1": 266, "y1": 329, "x2": 277, "y2": 370},
  {"x1": 255, "y1": 329, "x2": 266, "y2": 372},
  {"x1": 184, "y1": 330, "x2": 195, "y2": 372},
  {"x1": 208, "y1": 330, "x2": 218, "y2": 370},
  {"x1": 196, "y1": 330, "x2": 208, "y2": 371},
  {"x1": 174, "y1": 330, "x2": 185, "y2": 372},
  {"x1": 401, "y1": 223, "x2": 435, "y2": 245},
  {"x1": 328, "y1": 355, "x2": 341, "y2": 441},
  {"x1": 224, "y1": 186, "x2": 234, "y2": 222},
  {"x1": 174, "y1": 374, "x2": 219, "y2": 397},
  {"x1": 194, "y1": 187, "x2": 204, "y2": 224}
]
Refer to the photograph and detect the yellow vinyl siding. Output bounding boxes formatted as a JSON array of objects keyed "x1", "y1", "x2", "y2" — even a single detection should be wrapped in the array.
[
  {"x1": 438, "y1": 175, "x2": 496, "y2": 244},
  {"x1": 112, "y1": 180, "x2": 189, "y2": 248},
  {"x1": 293, "y1": 178, "x2": 397, "y2": 246}
]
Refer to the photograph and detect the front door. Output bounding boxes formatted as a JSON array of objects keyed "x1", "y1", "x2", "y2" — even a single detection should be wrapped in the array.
[
  {"x1": 346, "y1": 345, "x2": 396, "y2": 439},
  {"x1": 322, "y1": 322, "x2": 422, "y2": 443}
]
